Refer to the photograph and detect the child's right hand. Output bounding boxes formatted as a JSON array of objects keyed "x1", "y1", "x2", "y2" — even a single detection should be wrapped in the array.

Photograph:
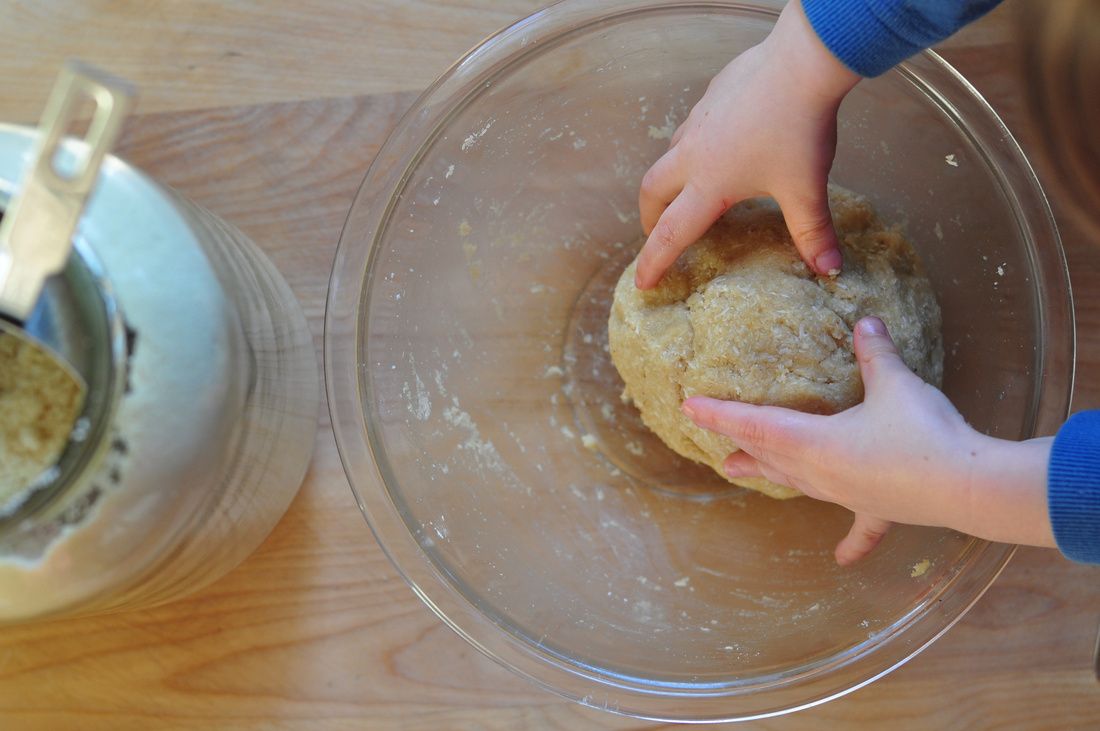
[{"x1": 635, "y1": 0, "x2": 860, "y2": 288}]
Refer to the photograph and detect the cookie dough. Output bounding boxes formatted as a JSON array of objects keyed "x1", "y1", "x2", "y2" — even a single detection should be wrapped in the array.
[
  {"x1": 0, "y1": 333, "x2": 84, "y2": 508},
  {"x1": 608, "y1": 188, "x2": 943, "y2": 499}
]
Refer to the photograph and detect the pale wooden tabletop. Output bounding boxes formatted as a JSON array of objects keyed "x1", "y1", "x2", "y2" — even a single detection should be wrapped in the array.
[{"x1": 1, "y1": 2, "x2": 1098, "y2": 729}]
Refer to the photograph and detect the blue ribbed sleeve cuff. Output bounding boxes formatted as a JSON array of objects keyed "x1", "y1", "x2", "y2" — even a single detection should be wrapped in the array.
[
  {"x1": 1048, "y1": 411, "x2": 1100, "y2": 564},
  {"x1": 802, "y1": 0, "x2": 1004, "y2": 77}
]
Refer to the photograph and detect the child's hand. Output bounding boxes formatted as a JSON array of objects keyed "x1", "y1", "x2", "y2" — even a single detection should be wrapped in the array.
[
  {"x1": 635, "y1": 0, "x2": 860, "y2": 289},
  {"x1": 681, "y1": 317, "x2": 1056, "y2": 565}
]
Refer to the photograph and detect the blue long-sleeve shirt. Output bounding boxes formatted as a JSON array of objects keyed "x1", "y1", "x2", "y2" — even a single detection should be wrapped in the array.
[
  {"x1": 802, "y1": 0, "x2": 1100, "y2": 563},
  {"x1": 802, "y1": 0, "x2": 1003, "y2": 76},
  {"x1": 1049, "y1": 413, "x2": 1100, "y2": 563}
]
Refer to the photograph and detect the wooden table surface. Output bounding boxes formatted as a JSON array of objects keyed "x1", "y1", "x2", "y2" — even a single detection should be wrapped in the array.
[{"x1": 1, "y1": 2, "x2": 1098, "y2": 729}]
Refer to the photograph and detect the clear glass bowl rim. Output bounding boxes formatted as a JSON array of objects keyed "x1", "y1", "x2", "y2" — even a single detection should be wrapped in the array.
[{"x1": 324, "y1": 0, "x2": 1075, "y2": 722}]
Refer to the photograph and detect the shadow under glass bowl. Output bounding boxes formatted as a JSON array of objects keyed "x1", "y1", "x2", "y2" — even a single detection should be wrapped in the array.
[{"x1": 325, "y1": 0, "x2": 1074, "y2": 722}]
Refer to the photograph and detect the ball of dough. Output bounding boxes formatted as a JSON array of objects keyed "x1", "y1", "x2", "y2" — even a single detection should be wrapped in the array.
[{"x1": 608, "y1": 189, "x2": 943, "y2": 499}]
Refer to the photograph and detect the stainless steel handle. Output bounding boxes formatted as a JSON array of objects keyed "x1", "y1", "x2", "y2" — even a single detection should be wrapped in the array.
[{"x1": 0, "y1": 60, "x2": 134, "y2": 321}]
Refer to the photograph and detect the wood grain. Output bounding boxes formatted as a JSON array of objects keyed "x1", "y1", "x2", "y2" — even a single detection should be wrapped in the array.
[
  {"x1": 0, "y1": 0, "x2": 546, "y2": 123},
  {"x1": 0, "y1": 2, "x2": 1099, "y2": 729}
]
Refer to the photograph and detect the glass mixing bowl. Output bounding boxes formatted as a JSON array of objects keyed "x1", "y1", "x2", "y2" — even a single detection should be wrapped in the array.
[{"x1": 325, "y1": 0, "x2": 1074, "y2": 721}]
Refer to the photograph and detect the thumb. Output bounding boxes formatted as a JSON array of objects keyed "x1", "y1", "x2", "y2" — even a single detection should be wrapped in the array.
[
  {"x1": 775, "y1": 186, "x2": 842, "y2": 276},
  {"x1": 835, "y1": 513, "x2": 892, "y2": 566},
  {"x1": 853, "y1": 316, "x2": 909, "y2": 394}
]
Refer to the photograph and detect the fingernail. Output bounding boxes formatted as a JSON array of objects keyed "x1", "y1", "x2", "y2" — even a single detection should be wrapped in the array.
[
  {"x1": 814, "y1": 249, "x2": 843, "y2": 276},
  {"x1": 635, "y1": 271, "x2": 656, "y2": 290},
  {"x1": 681, "y1": 400, "x2": 697, "y2": 419},
  {"x1": 724, "y1": 462, "x2": 744, "y2": 478},
  {"x1": 857, "y1": 317, "x2": 886, "y2": 337}
]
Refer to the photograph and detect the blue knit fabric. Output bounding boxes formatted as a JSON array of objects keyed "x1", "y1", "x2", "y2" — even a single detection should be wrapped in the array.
[
  {"x1": 802, "y1": 0, "x2": 1004, "y2": 77},
  {"x1": 1049, "y1": 411, "x2": 1100, "y2": 564}
]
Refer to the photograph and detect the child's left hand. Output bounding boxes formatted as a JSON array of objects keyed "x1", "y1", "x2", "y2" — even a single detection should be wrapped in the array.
[{"x1": 682, "y1": 316, "x2": 1055, "y2": 564}]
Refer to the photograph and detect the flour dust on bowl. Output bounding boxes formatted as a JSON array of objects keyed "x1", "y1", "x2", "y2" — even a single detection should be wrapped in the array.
[{"x1": 325, "y1": 0, "x2": 1073, "y2": 721}]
